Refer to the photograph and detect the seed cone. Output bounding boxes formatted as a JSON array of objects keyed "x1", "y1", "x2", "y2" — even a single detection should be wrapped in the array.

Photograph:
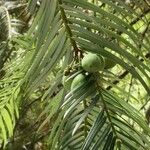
[{"x1": 81, "y1": 53, "x2": 105, "y2": 73}]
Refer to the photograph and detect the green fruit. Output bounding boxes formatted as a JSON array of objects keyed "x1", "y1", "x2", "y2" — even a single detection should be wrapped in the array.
[
  {"x1": 81, "y1": 53, "x2": 105, "y2": 73},
  {"x1": 62, "y1": 75, "x2": 73, "y2": 90},
  {"x1": 104, "y1": 58, "x2": 116, "y2": 69},
  {"x1": 71, "y1": 73, "x2": 86, "y2": 90}
]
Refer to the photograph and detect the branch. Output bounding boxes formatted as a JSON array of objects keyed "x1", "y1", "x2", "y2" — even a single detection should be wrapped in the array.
[
  {"x1": 59, "y1": 0, "x2": 81, "y2": 61},
  {"x1": 106, "y1": 50, "x2": 150, "y2": 91},
  {"x1": 106, "y1": 21, "x2": 150, "y2": 91}
]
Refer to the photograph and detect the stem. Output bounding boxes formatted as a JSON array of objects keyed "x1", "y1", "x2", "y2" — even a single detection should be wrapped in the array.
[
  {"x1": 126, "y1": 76, "x2": 133, "y2": 102},
  {"x1": 58, "y1": 0, "x2": 79, "y2": 60},
  {"x1": 101, "y1": 93, "x2": 117, "y2": 136},
  {"x1": 83, "y1": 100, "x2": 88, "y2": 138},
  {"x1": 96, "y1": 82, "x2": 117, "y2": 136}
]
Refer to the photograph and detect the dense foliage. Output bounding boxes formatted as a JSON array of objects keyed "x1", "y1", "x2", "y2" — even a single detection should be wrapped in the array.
[{"x1": 0, "y1": 0, "x2": 150, "y2": 149}]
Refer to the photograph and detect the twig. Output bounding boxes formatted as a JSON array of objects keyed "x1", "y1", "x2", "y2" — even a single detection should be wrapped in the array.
[
  {"x1": 126, "y1": 76, "x2": 133, "y2": 103},
  {"x1": 130, "y1": 8, "x2": 150, "y2": 26},
  {"x1": 59, "y1": 0, "x2": 80, "y2": 61}
]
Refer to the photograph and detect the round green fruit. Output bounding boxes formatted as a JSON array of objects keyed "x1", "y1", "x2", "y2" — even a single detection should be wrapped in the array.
[
  {"x1": 104, "y1": 58, "x2": 116, "y2": 69},
  {"x1": 71, "y1": 73, "x2": 86, "y2": 90},
  {"x1": 81, "y1": 53, "x2": 105, "y2": 73},
  {"x1": 62, "y1": 75, "x2": 73, "y2": 91}
]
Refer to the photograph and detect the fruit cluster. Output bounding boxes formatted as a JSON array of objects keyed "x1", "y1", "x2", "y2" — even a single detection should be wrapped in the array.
[{"x1": 63, "y1": 52, "x2": 116, "y2": 91}]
